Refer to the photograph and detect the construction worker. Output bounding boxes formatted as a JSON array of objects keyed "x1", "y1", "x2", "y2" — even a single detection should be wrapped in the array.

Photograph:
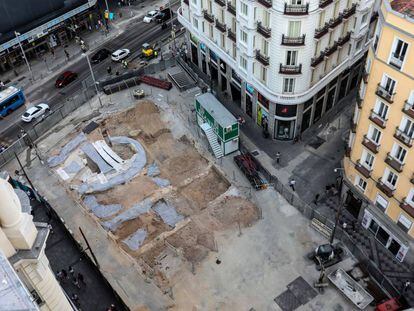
[{"x1": 154, "y1": 50, "x2": 158, "y2": 58}]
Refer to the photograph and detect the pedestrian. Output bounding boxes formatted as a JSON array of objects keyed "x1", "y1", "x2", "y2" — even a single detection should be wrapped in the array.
[
  {"x1": 61, "y1": 269, "x2": 68, "y2": 280},
  {"x1": 289, "y1": 179, "x2": 296, "y2": 191},
  {"x1": 77, "y1": 272, "x2": 86, "y2": 286},
  {"x1": 47, "y1": 223, "x2": 54, "y2": 235},
  {"x1": 275, "y1": 152, "x2": 280, "y2": 164},
  {"x1": 50, "y1": 48, "x2": 55, "y2": 58},
  {"x1": 56, "y1": 270, "x2": 63, "y2": 281},
  {"x1": 68, "y1": 265, "x2": 75, "y2": 278},
  {"x1": 342, "y1": 222, "x2": 347, "y2": 230},
  {"x1": 313, "y1": 193, "x2": 320, "y2": 205},
  {"x1": 404, "y1": 280, "x2": 411, "y2": 292},
  {"x1": 107, "y1": 66, "x2": 112, "y2": 75},
  {"x1": 110, "y1": 304, "x2": 117, "y2": 311},
  {"x1": 64, "y1": 49, "x2": 69, "y2": 60},
  {"x1": 71, "y1": 293, "x2": 80, "y2": 307},
  {"x1": 73, "y1": 277, "x2": 81, "y2": 289}
]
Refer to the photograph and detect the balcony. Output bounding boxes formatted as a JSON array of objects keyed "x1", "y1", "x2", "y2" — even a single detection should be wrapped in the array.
[
  {"x1": 284, "y1": 3, "x2": 309, "y2": 15},
  {"x1": 355, "y1": 160, "x2": 372, "y2": 178},
  {"x1": 329, "y1": 14, "x2": 343, "y2": 29},
  {"x1": 314, "y1": 24, "x2": 329, "y2": 39},
  {"x1": 362, "y1": 69, "x2": 369, "y2": 84},
  {"x1": 227, "y1": 2, "x2": 236, "y2": 15},
  {"x1": 257, "y1": 22, "x2": 271, "y2": 38},
  {"x1": 203, "y1": 10, "x2": 215, "y2": 23},
  {"x1": 214, "y1": 0, "x2": 226, "y2": 7},
  {"x1": 256, "y1": 50, "x2": 270, "y2": 66},
  {"x1": 369, "y1": 110, "x2": 387, "y2": 129},
  {"x1": 325, "y1": 42, "x2": 338, "y2": 57},
  {"x1": 400, "y1": 201, "x2": 414, "y2": 218},
  {"x1": 376, "y1": 84, "x2": 395, "y2": 103},
  {"x1": 227, "y1": 28, "x2": 236, "y2": 42},
  {"x1": 402, "y1": 101, "x2": 414, "y2": 119},
  {"x1": 385, "y1": 153, "x2": 404, "y2": 173},
  {"x1": 311, "y1": 52, "x2": 325, "y2": 68},
  {"x1": 376, "y1": 179, "x2": 395, "y2": 198},
  {"x1": 362, "y1": 135, "x2": 380, "y2": 154},
  {"x1": 389, "y1": 53, "x2": 404, "y2": 70},
  {"x1": 338, "y1": 32, "x2": 351, "y2": 47},
  {"x1": 215, "y1": 19, "x2": 227, "y2": 33},
  {"x1": 319, "y1": 0, "x2": 333, "y2": 9},
  {"x1": 279, "y1": 64, "x2": 302, "y2": 74},
  {"x1": 257, "y1": 0, "x2": 272, "y2": 8},
  {"x1": 394, "y1": 128, "x2": 414, "y2": 148},
  {"x1": 281, "y1": 34, "x2": 305, "y2": 46},
  {"x1": 356, "y1": 94, "x2": 363, "y2": 108},
  {"x1": 342, "y1": 4, "x2": 356, "y2": 19}
]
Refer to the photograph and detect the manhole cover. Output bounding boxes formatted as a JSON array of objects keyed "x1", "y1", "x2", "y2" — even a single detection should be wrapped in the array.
[
  {"x1": 287, "y1": 276, "x2": 318, "y2": 305},
  {"x1": 274, "y1": 289, "x2": 302, "y2": 311},
  {"x1": 251, "y1": 150, "x2": 260, "y2": 156}
]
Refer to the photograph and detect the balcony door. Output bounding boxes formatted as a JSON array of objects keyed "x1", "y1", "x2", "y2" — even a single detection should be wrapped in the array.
[
  {"x1": 286, "y1": 51, "x2": 298, "y2": 66},
  {"x1": 288, "y1": 21, "x2": 301, "y2": 37},
  {"x1": 401, "y1": 118, "x2": 414, "y2": 138},
  {"x1": 374, "y1": 101, "x2": 388, "y2": 119},
  {"x1": 381, "y1": 75, "x2": 396, "y2": 94}
]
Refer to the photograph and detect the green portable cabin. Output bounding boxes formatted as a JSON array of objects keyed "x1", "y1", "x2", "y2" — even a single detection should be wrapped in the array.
[{"x1": 195, "y1": 93, "x2": 239, "y2": 158}]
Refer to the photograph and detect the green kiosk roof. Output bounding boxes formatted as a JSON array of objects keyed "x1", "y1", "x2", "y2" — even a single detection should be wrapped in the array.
[{"x1": 196, "y1": 93, "x2": 237, "y2": 127}]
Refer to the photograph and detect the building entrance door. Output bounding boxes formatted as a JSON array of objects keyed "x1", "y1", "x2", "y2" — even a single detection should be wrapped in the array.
[
  {"x1": 275, "y1": 120, "x2": 295, "y2": 140},
  {"x1": 345, "y1": 190, "x2": 362, "y2": 219}
]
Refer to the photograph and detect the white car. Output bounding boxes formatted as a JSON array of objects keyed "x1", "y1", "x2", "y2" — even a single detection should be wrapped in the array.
[
  {"x1": 111, "y1": 49, "x2": 130, "y2": 61},
  {"x1": 143, "y1": 10, "x2": 159, "y2": 23},
  {"x1": 21, "y1": 103, "x2": 50, "y2": 122}
]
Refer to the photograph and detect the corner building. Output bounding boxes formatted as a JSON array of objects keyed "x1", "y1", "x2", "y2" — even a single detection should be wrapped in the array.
[
  {"x1": 344, "y1": 0, "x2": 414, "y2": 262},
  {"x1": 178, "y1": 0, "x2": 378, "y2": 140}
]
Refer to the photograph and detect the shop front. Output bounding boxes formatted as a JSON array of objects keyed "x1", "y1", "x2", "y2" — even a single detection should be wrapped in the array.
[
  {"x1": 274, "y1": 104, "x2": 297, "y2": 140},
  {"x1": 245, "y1": 83, "x2": 254, "y2": 117},
  {"x1": 361, "y1": 209, "x2": 409, "y2": 262}
]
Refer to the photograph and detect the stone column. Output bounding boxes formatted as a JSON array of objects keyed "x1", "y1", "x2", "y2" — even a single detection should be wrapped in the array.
[
  {"x1": 268, "y1": 101, "x2": 277, "y2": 138},
  {"x1": 295, "y1": 103, "x2": 305, "y2": 135},
  {"x1": 252, "y1": 90, "x2": 258, "y2": 124},
  {"x1": 241, "y1": 82, "x2": 247, "y2": 112}
]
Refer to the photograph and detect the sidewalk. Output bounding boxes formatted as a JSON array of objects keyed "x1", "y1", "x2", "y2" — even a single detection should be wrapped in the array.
[{"x1": 215, "y1": 88, "x2": 414, "y2": 305}]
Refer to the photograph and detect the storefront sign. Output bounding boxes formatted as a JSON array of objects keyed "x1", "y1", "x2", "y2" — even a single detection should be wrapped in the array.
[
  {"x1": 191, "y1": 33, "x2": 199, "y2": 45},
  {"x1": 246, "y1": 83, "x2": 254, "y2": 95},
  {"x1": 200, "y1": 42, "x2": 206, "y2": 52},
  {"x1": 257, "y1": 92, "x2": 269, "y2": 110},
  {"x1": 257, "y1": 104, "x2": 269, "y2": 128},
  {"x1": 276, "y1": 104, "x2": 297, "y2": 118}
]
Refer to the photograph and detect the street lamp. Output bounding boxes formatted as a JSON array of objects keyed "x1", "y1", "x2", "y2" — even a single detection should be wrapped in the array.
[
  {"x1": 83, "y1": 53, "x2": 103, "y2": 107},
  {"x1": 14, "y1": 31, "x2": 34, "y2": 81},
  {"x1": 104, "y1": 0, "x2": 111, "y2": 32},
  {"x1": 330, "y1": 167, "x2": 345, "y2": 244}
]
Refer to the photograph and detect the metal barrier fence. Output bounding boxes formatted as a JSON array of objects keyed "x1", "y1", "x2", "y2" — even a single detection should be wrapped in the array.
[
  {"x1": 239, "y1": 141, "x2": 400, "y2": 298},
  {"x1": 0, "y1": 87, "x2": 96, "y2": 168}
]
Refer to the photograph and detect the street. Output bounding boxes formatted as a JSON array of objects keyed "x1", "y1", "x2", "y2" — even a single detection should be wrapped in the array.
[{"x1": 0, "y1": 12, "x2": 178, "y2": 145}]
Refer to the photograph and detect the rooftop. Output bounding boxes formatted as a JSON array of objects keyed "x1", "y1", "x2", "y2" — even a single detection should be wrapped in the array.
[
  {"x1": 196, "y1": 93, "x2": 237, "y2": 127},
  {"x1": 391, "y1": 0, "x2": 414, "y2": 18}
]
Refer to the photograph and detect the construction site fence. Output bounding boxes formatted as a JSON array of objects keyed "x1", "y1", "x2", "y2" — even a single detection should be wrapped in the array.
[
  {"x1": 239, "y1": 140, "x2": 401, "y2": 298},
  {"x1": 0, "y1": 87, "x2": 96, "y2": 169}
]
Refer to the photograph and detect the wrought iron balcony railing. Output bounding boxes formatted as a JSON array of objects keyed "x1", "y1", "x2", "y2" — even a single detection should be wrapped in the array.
[
  {"x1": 227, "y1": 2, "x2": 236, "y2": 15},
  {"x1": 257, "y1": 0, "x2": 272, "y2": 8},
  {"x1": 279, "y1": 64, "x2": 302, "y2": 74},
  {"x1": 375, "y1": 84, "x2": 395, "y2": 103},
  {"x1": 394, "y1": 127, "x2": 414, "y2": 148},
  {"x1": 203, "y1": 10, "x2": 215, "y2": 23},
  {"x1": 314, "y1": 24, "x2": 329, "y2": 39},
  {"x1": 257, "y1": 22, "x2": 271, "y2": 38},
  {"x1": 284, "y1": 3, "x2": 309, "y2": 15},
  {"x1": 281, "y1": 34, "x2": 305, "y2": 46},
  {"x1": 255, "y1": 50, "x2": 270, "y2": 66}
]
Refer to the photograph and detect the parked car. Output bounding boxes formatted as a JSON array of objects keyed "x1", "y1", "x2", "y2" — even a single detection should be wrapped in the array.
[
  {"x1": 155, "y1": 8, "x2": 172, "y2": 23},
  {"x1": 143, "y1": 10, "x2": 159, "y2": 23},
  {"x1": 111, "y1": 49, "x2": 130, "y2": 61},
  {"x1": 55, "y1": 71, "x2": 78, "y2": 88},
  {"x1": 21, "y1": 103, "x2": 50, "y2": 122},
  {"x1": 91, "y1": 48, "x2": 110, "y2": 63}
]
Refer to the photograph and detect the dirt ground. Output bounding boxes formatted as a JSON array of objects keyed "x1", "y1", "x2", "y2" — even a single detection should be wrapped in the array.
[{"x1": 50, "y1": 100, "x2": 260, "y2": 294}]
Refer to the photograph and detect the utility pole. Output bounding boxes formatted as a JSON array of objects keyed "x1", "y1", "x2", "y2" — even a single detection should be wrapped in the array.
[
  {"x1": 83, "y1": 53, "x2": 103, "y2": 107},
  {"x1": 14, "y1": 152, "x2": 40, "y2": 201},
  {"x1": 14, "y1": 31, "x2": 34, "y2": 81},
  {"x1": 104, "y1": 0, "x2": 111, "y2": 31},
  {"x1": 330, "y1": 168, "x2": 345, "y2": 244}
]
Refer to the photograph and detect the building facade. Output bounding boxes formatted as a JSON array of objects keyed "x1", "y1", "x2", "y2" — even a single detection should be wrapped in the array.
[
  {"x1": 0, "y1": 177, "x2": 72, "y2": 310},
  {"x1": 344, "y1": 0, "x2": 414, "y2": 262},
  {"x1": 178, "y1": 0, "x2": 378, "y2": 140},
  {"x1": 0, "y1": 0, "x2": 97, "y2": 74}
]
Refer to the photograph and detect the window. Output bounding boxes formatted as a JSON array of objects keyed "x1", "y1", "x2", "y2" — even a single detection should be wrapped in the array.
[
  {"x1": 288, "y1": 21, "x2": 301, "y2": 37},
  {"x1": 263, "y1": 11, "x2": 270, "y2": 28},
  {"x1": 375, "y1": 194, "x2": 388, "y2": 211},
  {"x1": 381, "y1": 75, "x2": 396, "y2": 94},
  {"x1": 355, "y1": 175, "x2": 367, "y2": 192},
  {"x1": 400, "y1": 117, "x2": 414, "y2": 138},
  {"x1": 292, "y1": 0, "x2": 303, "y2": 4},
  {"x1": 286, "y1": 51, "x2": 298, "y2": 66},
  {"x1": 397, "y1": 214, "x2": 412, "y2": 233},
  {"x1": 392, "y1": 143, "x2": 407, "y2": 163},
  {"x1": 261, "y1": 66, "x2": 267, "y2": 82},
  {"x1": 318, "y1": 11, "x2": 325, "y2": 28},
  {"x1": 384, "y1": 169, "x2": 398, "y2": 189},
  {"x1": 240, "y1": 2, "x2": 248, "y2": 16},
  {"x1": 374, "y1": 100, "x2": 388, "y2": 119},
  {"x1": 361, "y1": 12, "x2": 368, "y2": 26},
  {"x1": 356, "y1": 39, "x2": 362, "y2": 52},
  {"x1": 232, "y1": 43, "x2": 236, "y2": 58},
  {"x1": 240, "y1": 56, "x2": 247, "y2": 70},
  {"x1": 406, "y1": 189, "x2": 414, "y2": 206},
  {"x1": 193, "y1": 17, "x2": 199, "y2": 29},
  {"x1": 263, "y1": 40, "x2": 269, "y2": 56},
  {"x1": 283, "y1": 78, "x2": 295, "y2": 93},
  {"x1": 362, "y1": 151, "x2": 375, "y2": 169},
  {"x1": 209, "y1": 24, "x2": 214, "y2": 37},
  {"x1": 408, "y1": 90, "x2": 414, "y2": 105},
  {"x1": 368, "y1": 125, "x2": 381, "y2": 144},
  {"x1": 389, "y1": 38, "x2": 408, "y2": 69},
  {"x1": 240, "y1": 30, "x2": 248, "y2": 44}
]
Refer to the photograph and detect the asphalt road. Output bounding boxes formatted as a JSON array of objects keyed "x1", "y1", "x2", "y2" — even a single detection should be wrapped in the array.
[{"x1": 0, "y1": 16, "x2": 179, "y2": 145}]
